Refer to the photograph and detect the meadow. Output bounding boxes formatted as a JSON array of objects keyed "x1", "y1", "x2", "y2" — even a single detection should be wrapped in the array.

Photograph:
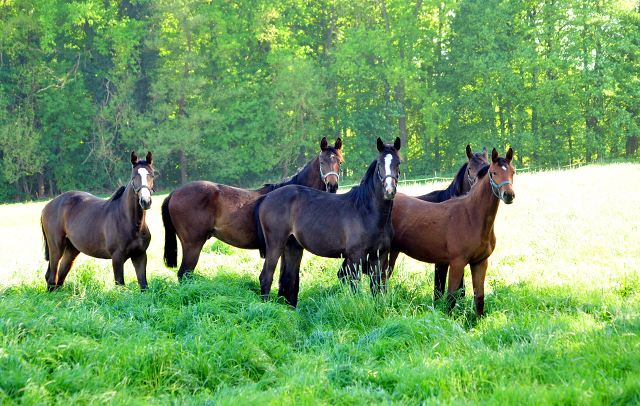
[{"x1": 0, "y1": 164, "x2": 639, "y2": 405}]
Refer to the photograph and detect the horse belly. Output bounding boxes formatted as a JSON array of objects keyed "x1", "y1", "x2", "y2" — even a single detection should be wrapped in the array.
[
  {"x1": 68, "y1": 234, "x2": 112, "y2": 259},
  {"x1": 292, "y1": 221, "x2": 345, "y2": 259},
  {"x1": 63, "y1": 201, "x2": 112, "y2": 259}
]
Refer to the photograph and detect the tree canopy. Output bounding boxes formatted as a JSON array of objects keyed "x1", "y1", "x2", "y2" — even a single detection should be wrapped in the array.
[{"x1": 1, "y1": 0, "x2": 638, "y2": 202}]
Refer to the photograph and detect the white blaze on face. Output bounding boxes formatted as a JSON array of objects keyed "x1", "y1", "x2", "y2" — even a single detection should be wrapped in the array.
[
  {"x1": 502, "y1": 166, "x2": 507, "y2": 171},
  {"x1": 137, "y1": 168, "x2": 151, "y2": 199},
  {"x1": 384, "y1": 154, "x2": 394, "y2": 190}
]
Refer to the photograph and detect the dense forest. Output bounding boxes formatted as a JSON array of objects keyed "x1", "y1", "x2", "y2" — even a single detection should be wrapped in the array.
[{"x1": 0, "y1": 0, "x2": 639, "y2": 202}]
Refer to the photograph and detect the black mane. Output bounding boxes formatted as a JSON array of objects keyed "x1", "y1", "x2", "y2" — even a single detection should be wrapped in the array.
[
  {"x1": 344, "y1": 159, "x2": 378, "y2": 208},
  {"x1": 262, "y1": 163, "x2": 308, "y2": 192},
  {"x1": 107, "y1": 185, "x2": 126, "y2": 203},
  {"x1": 475, "y1": 164, "x2": 491, "y2": 180},
  {"x1": 419, "y1": 162, "x2": 469, "y2": 202},
  {"x1": 261, "y1": 145, "x2": 340, "y2": 192}
]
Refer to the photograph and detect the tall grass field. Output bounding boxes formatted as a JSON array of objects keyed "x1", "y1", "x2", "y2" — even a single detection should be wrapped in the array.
[{"x1": 0, "y1": 164, "x2": 639, "y2": 405}]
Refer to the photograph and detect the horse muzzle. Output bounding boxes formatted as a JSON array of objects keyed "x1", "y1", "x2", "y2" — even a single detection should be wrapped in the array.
[
  {"x1": 501, "y1": 190, "x2": 515, "y2": 204},
  {"x1": 140, "y1": 196, "x2": 152, "y2": 210},
  {"x1": 383, "y1": 184, "x2": 396, "y2": 200},
  {"x1": 326, "y1": 180, "x2": 339, "y2": 194}
]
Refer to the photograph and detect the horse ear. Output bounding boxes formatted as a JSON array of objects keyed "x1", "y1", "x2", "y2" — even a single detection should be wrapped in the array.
[
  {"x1": 394, "y1": 137, "x2": 401, "y2": 151},
  {"x1": 334, "y1": 137, "x2": 342, "y2": 150},
  {"x1": 466, "y1": 144, "x2": 473, "y2": 160},
  {"x1": 506, "y1": 148, "x2": 514, "y2": 163},
  {"x1": 491, "y1": 148, "x2": 499, "y2": 163},
  {"x1": 131, "y1": 151, "x2": 138, "y2": 165},
  {"x1": 146, "y1": 151, "x2": 153, "y2": 165},
  {"x1": 377, "y1": 138, "x2": 385, "y2": 152},
  {"x1": 320, "y1": 137, "x2": 328, "y2": 151},
  {"x1": 482, "y1": 147, "x2": 488, "y2": 159}
]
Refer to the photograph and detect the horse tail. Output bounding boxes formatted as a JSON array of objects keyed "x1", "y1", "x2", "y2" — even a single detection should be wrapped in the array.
[
  {"x1": 162, "y1": 193, "x2": 178, "y2": 268},
  {"x1": 41, "y1": 216, "x2": 49, "y2": 261},
  {"x1": 254, "y1": 196, "x2": 267, "y2": 258}
]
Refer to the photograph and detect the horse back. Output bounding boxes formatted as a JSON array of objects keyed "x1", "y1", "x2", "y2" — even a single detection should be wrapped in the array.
[
  {"x1": 42, "y1": 191, "x2": 113, "y2": 258},
  {"x1": 168, "y1": 180, "x2": 264, "y2": 249},
  {"x1": 260, "y1": 185, "x2": 388, "y2": 258},
  {"x1": 391, "y1": 193, "x2": 495, "y2": 264}
]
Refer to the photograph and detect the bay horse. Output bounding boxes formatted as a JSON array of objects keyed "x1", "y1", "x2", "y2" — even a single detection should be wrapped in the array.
[
  {"x1": 385, "y1": 148, "x2": 515, "y2": 317},
  {"x1": 41, "y1": 151, "x2": 156, "y2": 291},
  {"x1": 415, "y1": 145, "x2": 489, "y2": 299},
  {"x1": 255, "y1": 137, "x2": 402, "y2": 307},
  {"x1": 162, "y1": 137, "x2": 343, "y2": 279}
]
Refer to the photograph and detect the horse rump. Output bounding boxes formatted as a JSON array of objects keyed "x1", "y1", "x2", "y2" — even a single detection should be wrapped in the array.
[
  {"x1": 162, "y1": 193, "x2": 178, "y2": 268},
  {"x1": 41, "y1": 216, "x2": 49, "y2": 261}
]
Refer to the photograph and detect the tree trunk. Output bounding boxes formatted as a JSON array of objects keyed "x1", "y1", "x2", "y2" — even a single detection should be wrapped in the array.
[
  {"x1": 176, "y1": 28, "x2": 191, "y2": 184},
  {"x1": 626, "y1": 135, "x2": 639, "y2": 157},
  {"x1": 395, "y1": 83, "x2": 407, "y2": 162},
  {"x1": 178, "y1": 150, "x2": 188, "y2": 184},
  {"x1": 48, "y1": 176, "x2": 55, "y2": 198},
  {"x1": 37, "y1": 172, "x2": 45, "y2": 199}
]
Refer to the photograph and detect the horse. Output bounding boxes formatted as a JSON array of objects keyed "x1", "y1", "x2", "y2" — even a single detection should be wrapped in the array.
[
  {"x1": 415, "y1": 145, "x2": 489, "y2": 299},
  {"x1": 385, "y1": 148, "x2": 515, "y2": 317},
  {"x1": 255, "y1": 137, "x2": 402, "y2": 307},
  {"x1": 41, "y1": 151, "x2": 156, "y2": 291},
  {"x1": 162, "y1": 137, "x2": 343, "y2": 279}
]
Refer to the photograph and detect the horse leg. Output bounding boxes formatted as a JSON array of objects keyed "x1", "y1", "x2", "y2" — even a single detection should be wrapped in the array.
[
  {"x1": 368, "y1": 252, "x2": 387, "y2": 296},
  {"x1": 434, "y1": 264, "x2": 448, "y2": 300},
  {"x1": 112, "y1": 254, "x2": 126, "y2": 286},
  {"x1": 340, "y1": 254, "x2": 365, "y2": 293},
  {"x1": 54, "y1": 241, "x2": 80, "y2": 288},
  {"x1": 177, "y1": 237, "x2": 207, "y2": 280},
  {"x1": 45, "y1": 234, "x2": 66, "y2": 291},
  {"x1": 278, "y1": 237, "x2": 304, "y2": 307},
  {"x1": 45, "y1": 250, "x2": 63, "y2": 292},
  {"x1": 131, "y1": 253, "x2": 149, "y2": 291},
  {"x1": 470, "y1": 259, "x2": 488, "y2": 317},
  {"x1": 260, "y1": 247, "x2": 283, "y2": 302},
  {"x1": 387, "y1": 250, "x2": 400, "y2": 279},
  {"x1": 445, "y1": 261, "x2": 466, "y2": 312}
]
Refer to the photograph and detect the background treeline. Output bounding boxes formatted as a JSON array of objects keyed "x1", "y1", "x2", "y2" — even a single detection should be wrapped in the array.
[{"x1": 0, "y1": 0, "x2": 639, "y2": 202}]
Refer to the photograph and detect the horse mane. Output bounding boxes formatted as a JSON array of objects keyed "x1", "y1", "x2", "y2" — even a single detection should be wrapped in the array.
[
  {"x1": 344, "y1": 159, "x2": 378, "y2": 208},
  {"x1": 475, "y1": 164, "x2": 490, "y2": 180},
  {"x1": 420, "y1": 162, "x2": 469, "y2": 202},
  {"x1": 108, "y1": 160, "x2": 153, "y2": 202},
  {"x1": 262, "y1": 167, "x2": 305, "y2": 192},
  {"x1": 107, "y1": 185, "x2": 126, "y2": 203},
  {"x1": 261, "y1": 145, "x2": 340, "y2": 192}
]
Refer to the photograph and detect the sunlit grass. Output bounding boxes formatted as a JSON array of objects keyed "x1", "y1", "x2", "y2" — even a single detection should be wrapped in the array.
[{"x1": 0, "y1": 163, "x2": 639, "y2": 404}]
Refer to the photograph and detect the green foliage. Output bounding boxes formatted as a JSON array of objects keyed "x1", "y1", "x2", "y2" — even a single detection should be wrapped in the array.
[{"x1": 0, "y1": 0, "x2": 639, "y2": 201}]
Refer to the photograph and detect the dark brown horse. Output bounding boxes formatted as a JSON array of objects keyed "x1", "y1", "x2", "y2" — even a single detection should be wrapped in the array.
[
  {"x1": 386, "y1": 148, "x2": 515, "y2": 317},
  {"x1": 255, "y1": 138, "x2": 402, "y2": 307},
  {"x1": 41, "y1": 151, "x2": 156, "y2": 291},
  {"x1": 415, "y1": 145, "x2": 489, "y2": 299},
  {"x1": 162, "y1": 137, "x2": 343, "y2": 279}
]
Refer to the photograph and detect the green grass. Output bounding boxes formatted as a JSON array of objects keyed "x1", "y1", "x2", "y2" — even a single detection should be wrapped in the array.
[{"x1": 0, "y1": 163, "x2": 639, "y2": 405}]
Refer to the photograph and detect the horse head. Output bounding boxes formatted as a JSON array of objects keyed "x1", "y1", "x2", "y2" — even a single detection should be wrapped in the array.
[
  {"x1": 489, "y1": 148, "x2": 515, "y2": 204},
  {"x1": 130, "y1": 151, "x2": 156, "y2": 210},
  {"x1": 466, "y1": 145, "x2": 490, "y2": 187},
  {"x1": 319, "y1": 137, "x2": 343, "y2": 193},
  {"x1": 376, "y1": 137, "x2": 402, "y2": 200}
]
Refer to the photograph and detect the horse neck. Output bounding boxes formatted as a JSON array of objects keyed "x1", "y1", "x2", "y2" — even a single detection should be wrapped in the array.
[
  {"x1": 467, "y1": 173, "x2": 500, "y2": 236},
  {"x1": 294, "y1": 155, "x2": 325, "y2": 190},
  {"x1": 369, "y1": 173, "x2": 393, "y2": 224},
  {"x1": 122, "y1": 182, "x2": 146, "y2": 231}
]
